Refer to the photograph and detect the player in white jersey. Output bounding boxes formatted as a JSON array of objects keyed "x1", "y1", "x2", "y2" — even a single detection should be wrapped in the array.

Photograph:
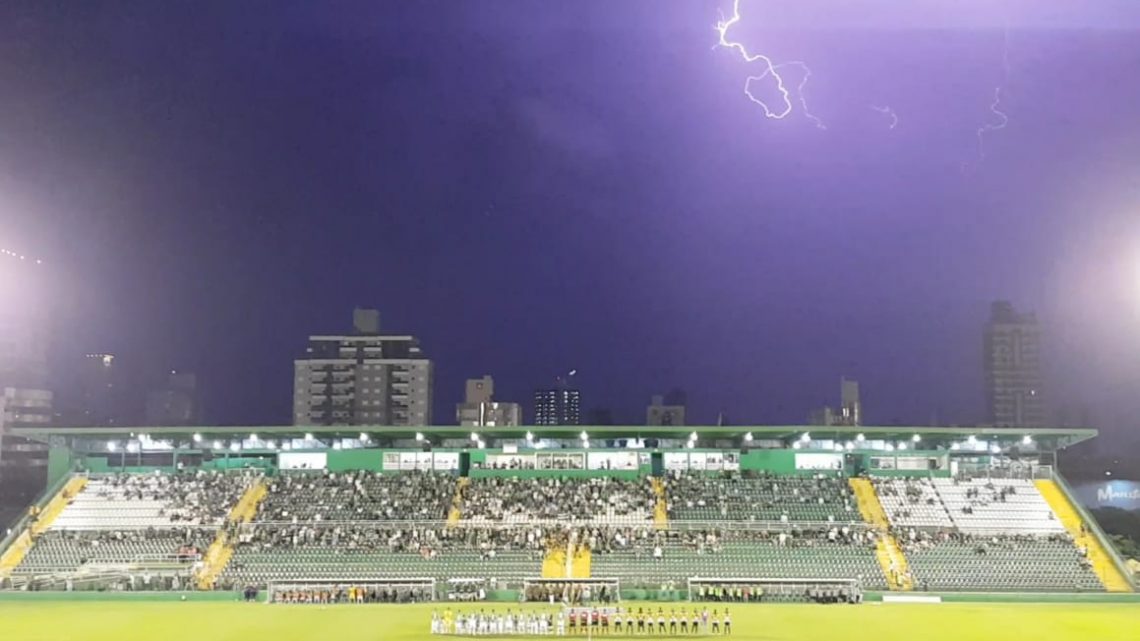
[
  {"x1": 431, "y1": 611, "x2": 440, "y2": 635},
  {"x1": 540, "y1": 613, "x2": 550, "y2": 636},
  {"x1": 557, "y1": 611, "x2": 566, "y2": 636}
]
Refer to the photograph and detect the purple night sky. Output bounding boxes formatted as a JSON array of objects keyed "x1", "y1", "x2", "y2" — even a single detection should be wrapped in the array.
[{"x1": 1, "y1": 2, "x2": 1139, "y2": 441}]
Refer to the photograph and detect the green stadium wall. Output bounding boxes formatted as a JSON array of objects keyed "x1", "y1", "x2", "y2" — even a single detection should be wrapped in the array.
[{"x1": 72, "y1": 447, "x2": 958, "y2": 478}]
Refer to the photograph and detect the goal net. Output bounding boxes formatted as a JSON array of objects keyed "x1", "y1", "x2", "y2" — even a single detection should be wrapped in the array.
[
  {"x1": 522, "y1": 577, "x2": 620, "y2": 604},
  {"x1": 265, "y1": 578, "x2": 436, "y2": 604},
  {"x1": 687, "y1": 577, "x2": 863, "y2": 604}
]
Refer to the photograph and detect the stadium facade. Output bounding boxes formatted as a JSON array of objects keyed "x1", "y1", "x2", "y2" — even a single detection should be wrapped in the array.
[{"x1": 0, "y1": 424, "x2": 1134, "y2": 601}]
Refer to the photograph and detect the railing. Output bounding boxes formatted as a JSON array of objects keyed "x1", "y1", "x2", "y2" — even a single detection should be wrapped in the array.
[
  {"x1": 48, "y1": 524, "x2": 225, "y2": 532},
  {"x1": 232, "y1": 518, "x2": 875, "y2": 531},
  {"x1": 954, "y1": 465, "x2": 1052, "y2": 481},
  {"x1": 3, "y1": 568, "x2": 194, "y2": 592}
]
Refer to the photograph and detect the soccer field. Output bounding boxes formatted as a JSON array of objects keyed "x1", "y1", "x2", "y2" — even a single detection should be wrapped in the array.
[{"x1": 1, "y1": 602, "x2": 1137, "y2": 641}]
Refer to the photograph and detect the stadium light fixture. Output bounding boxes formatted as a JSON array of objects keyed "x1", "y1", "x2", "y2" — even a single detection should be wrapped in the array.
[
  {"x1": 686, "y1": 440, "x2": 696, "y2": 449},
  {"x1": 415, "y1": 432, "x2": 425, "y2": 442},
  {"x1": 192, "y1": 433, "x2": 202, "y2": 443},
  {"x1": 855, "y1": 433, "x2": 865, "y2": 442},
  {"x1": 359, "y1": 432, "x2": 369, "y2": 442},
  {"x1": 212, "y1": 440, "x2": 222, "y2": 450},
  {"x1": 106, "y1": 441, "x2": 117, "y2": 452},
  {"x1": 580, "y1": 431, "x2": 589, "y2": 441},
  {"x1": 912, "y1": 434, "x2": 921, "y2": 443},
  {"x1": 689, "y1": 431, "x2": 699, "y2": 442},
  {"x1": 470, "y1": 432, "x2": 479, "y2": 442},
  {"x1": 1021, "y1": 435, "x2": 1033, "y2": 445},
  {"x1": 743, "y1": 432, "x2": 753, "y2": 442},
  {"x1": 583, "y1": 440, "x2": 590, "y2": 449}
]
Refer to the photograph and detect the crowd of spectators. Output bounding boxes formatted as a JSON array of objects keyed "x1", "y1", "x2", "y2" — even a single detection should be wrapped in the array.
[
  {"x1": 581, "y1": 524, "x2": 877, "y2": 557},
  {"x1": 255, "y1": 470, "x2": 455, "y2": 522},
  {"x1": 460, "y1": 477, "x2": 656, "y2": 522},
  {"x1": 896, "y1": 529, "x2": 1091, "y2": 590},
  {"x1": 664, "y1": 471, "x2": 854, "y2": 522},
  {"x1": 230, "y1": 523, "x2": 553, "y2": 561},
  {"x1": 951, "y1": 479, "x2": 1021, "y2": 515},
  {"x1": 876, "y1": 478, "x2": 937, "y2": 503},
  {"x1": 94, "y1": 471, "x2": 251, "y2": 525},
  {"x1": 35, "y1": 526, "x2": 213, "y2": 561},
  {"x1": 896, "y1": 528, "x2": 1078, "y2": 558}
]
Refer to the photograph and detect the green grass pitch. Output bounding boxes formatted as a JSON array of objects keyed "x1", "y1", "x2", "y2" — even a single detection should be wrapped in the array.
[{"x1": 1, "y1": 602, "x2": 1137, "y2": 641}]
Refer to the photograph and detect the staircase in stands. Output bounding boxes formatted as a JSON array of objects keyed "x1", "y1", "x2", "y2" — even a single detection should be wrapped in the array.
[
  {"x1": 0, "y1": 476, "x2": 87, "y2": 578},
  {"x1": 1035, "y1": 479, "x2": 1133, "y2": 592},
  {"x1": 650, "y1": 477, "x2": 669, "y2": 529},
  {"x1": 542, "y1": 545, "x2": 567, "y2": 578},
  {"x1": 849, "y1": 478, "x2": 912, "y2": 591},
  {"x1": 196, "y1": 478, "x2": 268, "y2": 589},
  {"x1": 448, "y1": 477, "x2": 469, "y2": 526}
]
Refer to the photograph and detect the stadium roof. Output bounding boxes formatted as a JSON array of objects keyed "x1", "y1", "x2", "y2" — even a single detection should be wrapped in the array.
[{"x1": 11, "y1": 424, "x2": 1097, "y2": 450}]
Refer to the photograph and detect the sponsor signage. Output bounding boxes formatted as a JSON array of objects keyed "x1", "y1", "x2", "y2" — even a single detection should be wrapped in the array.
[{"x1": 1072, "y1": 480, "x2": 1140, "y2": 511}]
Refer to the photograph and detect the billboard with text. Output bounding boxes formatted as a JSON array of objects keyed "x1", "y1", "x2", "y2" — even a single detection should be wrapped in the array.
[{"x1": 1071, "y1": 480, "x2": 1140, "y2": 511}]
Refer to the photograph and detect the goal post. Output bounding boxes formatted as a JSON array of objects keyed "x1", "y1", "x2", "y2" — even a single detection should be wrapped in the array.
[
  {"x1": 522, "y1": 577, "x2": 621, "y2": 604},
  {"x1": 687, "y1": 577, "x2": 863, "y2": 604},
  {"x1": 264, "y1": 578, "x2": 436, "y2": 603}
]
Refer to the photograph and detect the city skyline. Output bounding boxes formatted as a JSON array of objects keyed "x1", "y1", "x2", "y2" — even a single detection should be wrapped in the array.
[{"x1": 0, "y1": 243, "x2": 1115, "y2": 432}]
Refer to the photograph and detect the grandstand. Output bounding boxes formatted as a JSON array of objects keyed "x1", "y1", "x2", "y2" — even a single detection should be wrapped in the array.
[{"x1": 0, "y1": 425, "x2": 1133, "y2": 600}]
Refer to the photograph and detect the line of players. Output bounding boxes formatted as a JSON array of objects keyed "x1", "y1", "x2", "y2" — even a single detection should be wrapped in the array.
[{"x1": 432, "y1": 607, "x2": 732, "y2": 636}]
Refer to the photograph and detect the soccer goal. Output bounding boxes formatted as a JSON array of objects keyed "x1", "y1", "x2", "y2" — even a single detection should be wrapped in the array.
[
  {"x1": 265, "y1": 577, "x2": 436, "y2": 604},
  {"x1": 687, "y1": 577, "x2": 863, "y2": 604},
  {"x1": 522, "y1": 577, "x2": 620, "y2": 604}
]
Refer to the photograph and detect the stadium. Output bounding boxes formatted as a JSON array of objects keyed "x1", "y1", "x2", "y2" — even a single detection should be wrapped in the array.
[{"x1": 1, "y1": 424, "x2": 1136, "y2": 641}]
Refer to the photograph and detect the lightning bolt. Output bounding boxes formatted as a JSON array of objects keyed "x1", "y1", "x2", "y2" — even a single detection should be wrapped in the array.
[
  {"x1": 870, "y1": 105, "x2": 898, "y2": 130},
  {"x1": 973, "y1": 26, "x2": 1012, "y2": 164},
  {"x1": 716, "y1": 0, "x2": 825, "y2": 129}
]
